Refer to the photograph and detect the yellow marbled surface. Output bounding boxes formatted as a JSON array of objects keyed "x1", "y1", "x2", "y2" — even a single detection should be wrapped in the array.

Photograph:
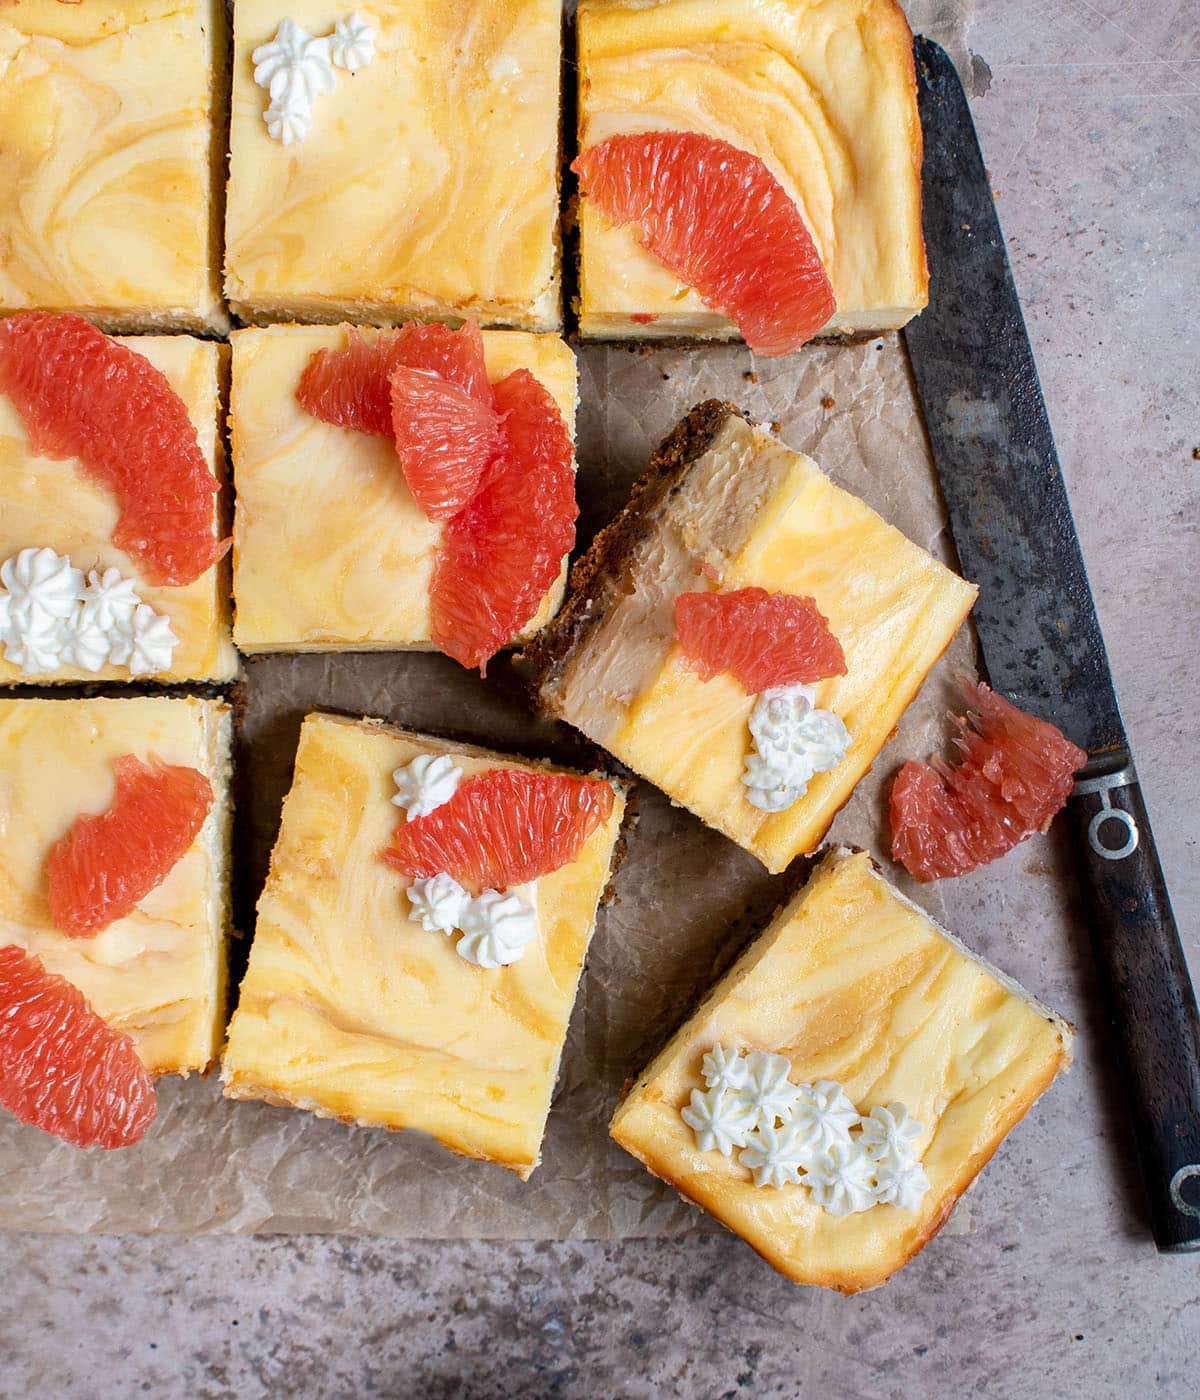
[
  {"x1": 229, "y1": 324, "x2": 577, "y2": 652},
  {"x1": 0, "y1": 1, "x2": 225, "y2": 330},
  {"x1": 576, "y1": 0, "x2": 927, "y2": 339},
  {"x1": 225, "y1": 0, "x2": 562, "y2": 328},
  {"x1": 222, "y1": 713, "x2": 625, "y2": 1178},
  {"x1": 611, "y1": 849, "x2": 1073, "y2": 1292},
  {"x1": 0, "y1": 333, "x2": 236, "y2": 684},
  {"x1": 0, "y1": 696, "x2": 232, "y2": 1077},
  {"x1": 585, "y1": 417, "x2": 977, "y2": 871}
]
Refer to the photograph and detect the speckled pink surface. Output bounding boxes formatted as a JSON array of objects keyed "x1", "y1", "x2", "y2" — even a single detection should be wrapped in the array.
[{"x1": 0, "y1": 2, "x2": 1196, "y2": 1395}]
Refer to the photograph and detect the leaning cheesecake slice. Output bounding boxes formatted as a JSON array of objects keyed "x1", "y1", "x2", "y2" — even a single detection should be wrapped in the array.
[
  {"x1": 611, "y1": 848, "x2": 1074, "y2": 1293},
  {"x1": 222, "y1": 712, "x2": 626, "y2": 1179},
  {"x1": 574, "y1": 0, "x2": 927, "y2": 343},
  {"x1": 527, "y1": 402, "x2": 977, "y2": 872}
]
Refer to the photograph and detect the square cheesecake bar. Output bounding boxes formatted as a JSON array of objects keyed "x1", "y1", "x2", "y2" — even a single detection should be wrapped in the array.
[
  {"x1": 225, "y1": 1, "x2": 563, "y2": 328},
  {"x1": 229, "y1": 324, "x2": 577, "y2": 653},
  {"x1": 222, "y1": 713, "x2": 626, "y2": 1178},
  {"x1": 611, "y1": 848, "x2": 1074, "y2": 1292},
  {"x1": 574, "y1": 0, "x2": 926, "y2": 342},
  {"x1": 528, "y1": 402, "x2": 977, "y2": 873},
  {"x1": 0, "y1": 1, "x2": 227, "y2": 332},
  {"x1": 0, "y1": 696, "x2": 233, "y2": 1077},
  {"x1": 0, "y1": 334, "x2": 236, "y2": 684}
]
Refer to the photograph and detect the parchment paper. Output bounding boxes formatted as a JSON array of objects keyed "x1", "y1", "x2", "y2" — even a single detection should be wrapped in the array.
[
  {"x1": 0, "y1": 0, "x2": 980, "y2": 1233},
  {"x1": 0, "y1": 335, "x2": 980, "y2": 1235}
]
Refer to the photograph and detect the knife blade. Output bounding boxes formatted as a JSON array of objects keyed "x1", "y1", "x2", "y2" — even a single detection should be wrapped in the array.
[{"x1": 904, "y1": 36, "x2": 1200, "y2": 1251}]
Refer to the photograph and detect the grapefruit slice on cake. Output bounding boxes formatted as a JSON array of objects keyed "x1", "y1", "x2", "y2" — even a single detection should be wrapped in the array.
[
  {"x1": 0, "y1": 944, "x2": 156, "y2": 1149},
  {"x1": 675, "y1": 587, "x2": 847, "y2": 692},
  {"x1": 47, "y1": 755, "x2": 214, "y2": 937},
  {"x1": 890, "y1": 682, "x2": 1087, "y2": 882},
  {"x1": 0, "y1": 312, "x2": 227, "y2": 586},
  {"x1": 572, "y1": 132, "x2": 836, "y2": 356},
  {"x1": 388, "y1": 365, "x2": 503, "y2": 520},
  {"x1": 385, "y1": 768, "x2": 615, "y2": 887},
  {"x1": 297, "y1": 321, "x2": 495, "y2": 437},
  {"x1": 431, "y1": 369, "x2": 578, "y2": 673}
]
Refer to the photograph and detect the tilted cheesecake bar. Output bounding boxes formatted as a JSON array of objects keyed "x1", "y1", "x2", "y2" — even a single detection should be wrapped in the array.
[
  {"x1": 229, "y1": 324, "x2": 577, "y2": 653},
  {"x1": 225, "y1": 1, "x2": 564, "y2": 328},
  {"x1": 574, "y1": 0, "x2": 927, "y2": 341},
  {"x1": 0, "y1": 696, "x2": 233, "y2": 1077},
  {"x1": 611, "y1": 848, "x2": 1074, "y2": 1292},
  {"x1": 222, "y1": 713, "x2": 626, "y2": 1178},
  {"x1": 0, "y1": 1, "x2": 227, "y2": 332},
  {"x1": 528, "y1": 402, "x2": 977, "y2": 872}
]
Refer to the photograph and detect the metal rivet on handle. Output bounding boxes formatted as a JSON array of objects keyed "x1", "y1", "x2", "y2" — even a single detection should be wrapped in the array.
[
  {"x1": 1169, "y1": 1164, "x2": 1200, "y2": 1219},
  {"x1": 1075, "y1": 768, "x2": 1140, "y2": 861}
]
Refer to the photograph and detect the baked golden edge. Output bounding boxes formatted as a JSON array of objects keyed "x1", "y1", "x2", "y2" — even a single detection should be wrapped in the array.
[{"x1": 609, "y1": 848, "x2": 1074, "y2": 1293}]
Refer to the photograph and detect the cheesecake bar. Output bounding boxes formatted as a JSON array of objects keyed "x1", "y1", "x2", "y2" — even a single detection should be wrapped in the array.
[
  {"x1": 0, "y1": 1, "x2": 227, "y2": 332},
  {"x1": 574, "y1": 0, "x2": 927, "y2": 342},
  {"x1": 230, "y1": 324, "x2": 577, "y2": 653},
  {"x1": 0, "y1": 334, "x2": 236, "y2": 685},
  {"x1": 527, "y1": 402, "x2": 977, "y2": 872},
  {"x1": 225, "y1": 2, "x2": 563, "y2": 328},
  {"x1": 0, "y1": 696, "x2": 233, "y2": 1077},
  {"x1": 611, "y1": 848, "x2": 1074, "y2": 1292},
  {"x1": 222, "y1": 713, "x2": 626, "y2": 1178}
]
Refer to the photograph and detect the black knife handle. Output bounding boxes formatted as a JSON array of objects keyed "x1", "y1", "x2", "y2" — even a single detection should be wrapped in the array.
[{"x1": 1069, "y1": 756, "x2": 1200, "y2": 1250}]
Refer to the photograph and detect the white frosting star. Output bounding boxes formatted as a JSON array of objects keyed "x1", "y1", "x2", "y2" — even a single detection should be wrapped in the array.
[
  {"x1": 0, "y1": 547, "x2": 83, "y2": 630},
  {"x1": 455, "y1": 890, "x2": 537, "y2": 969},
  {"x1": 872, "y1": 1157, "x2": 930, "y2": 1211},
  {"x1": 681, "y1": 1085, "x2": 757, "y2": 1157},
  {"x1": 330, "y1": 12, "x2": 377, "y2": 72},
  {"x1": 252, "y1": 19, "x2": 335, "y2": 106},
  {"x1": 406, "y1": 873, "x2": 469, "y2": 934},
  {"x1": 61, "y1": 619, "x2": 111, "y2": 673},
  {"x1": 804, "y1": 1138, "x2": 878, "y2": 1216},
  {"x1": 859, "y1": 1102, "x2": 923, "y2": 1166},
  {"x1": 740, "y1": 1049, "x2": 803, "y2": 1128},
  {"x1": 743, "y1": 683, "x2": 850, "y2": 813},
  {"x1": 4, "y1": 622, "x2": 67, "y2": 675},
  {"x1": 787, "y1": 1079, "x2": 860, "y2": 1155},
  {"x1": 738, "y1": 1121, "x2": 808, "y2": 1188},
  {"x1": 392, "y1": 753, "x2": 462, "y2": 818},
  {"x1": 265, "y1": 93, "x2": 313, "y2": 146},
  {"x1": 110, "y1": 602, "x2": 179, "y2": 676},
  {"x1": 79, "y1": 567, "x2": 139, "y2": 632},
  {"x1": 700, "y1": 1042, "x2": 748, "y2": 1095}
]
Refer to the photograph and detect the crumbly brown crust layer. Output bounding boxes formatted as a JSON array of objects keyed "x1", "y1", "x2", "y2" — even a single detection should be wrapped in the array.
[{"x1": 521, "y1": 398, "x2": 743, "y2": 703}]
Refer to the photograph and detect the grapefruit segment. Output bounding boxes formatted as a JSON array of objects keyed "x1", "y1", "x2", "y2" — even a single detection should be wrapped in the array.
[
  {"x1": 890, "y1": 682, "x2": 1087, "y2": 882},
  {"x1": 297, "y1": 321, "x2": 494, "y2": 437},
  {"x1": 0, "y1": 944, "x2": 156, "y2": 1149},
  {"x1": 572, "y1": 132, "x2": 836, "y2": 356},
  {"x1": 675, "y1": 587, "x2": 847, "y2": 692},
  {"x1": 384, "y1": 768, "x2": 615, "y2": 887},
  {"x1": 431, "y1": 369, "x2": 577, "y2": 673},
  {"x1": 47, "y1": 755, "x2": 214, "y2": 937},
  {"x1": 389, "y1": 365, "x2": 503, "y2": 520},
  {"x1": 0, "y1": 312, "x2": 227, "y2": 586}
]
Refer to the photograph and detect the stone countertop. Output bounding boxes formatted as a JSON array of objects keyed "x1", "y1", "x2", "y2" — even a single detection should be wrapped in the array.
[{"x1": 1, "y1": 3, "x2": 1196, "y2": 1396}]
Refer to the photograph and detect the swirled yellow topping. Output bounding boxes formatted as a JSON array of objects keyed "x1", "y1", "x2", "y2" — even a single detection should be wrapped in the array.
[
  {"x1": 576, "y1": 0, "x2": 927, "y2": 340},
  {"x1": 225, "y1": 0, "x2": 563, "y2": 328},
  {"x1": 0, "y1": 1, "x2": 226, "y2": 330}
]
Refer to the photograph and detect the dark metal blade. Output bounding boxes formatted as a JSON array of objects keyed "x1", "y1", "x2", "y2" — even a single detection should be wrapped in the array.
[{"x1": 903, "y1": 36, "x2": 1125, "y2": 758}]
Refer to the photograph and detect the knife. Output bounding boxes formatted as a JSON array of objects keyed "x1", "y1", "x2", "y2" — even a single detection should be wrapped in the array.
[{"x1": 904, "y1": 36, "x2": 1200, "y2": 1251}]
